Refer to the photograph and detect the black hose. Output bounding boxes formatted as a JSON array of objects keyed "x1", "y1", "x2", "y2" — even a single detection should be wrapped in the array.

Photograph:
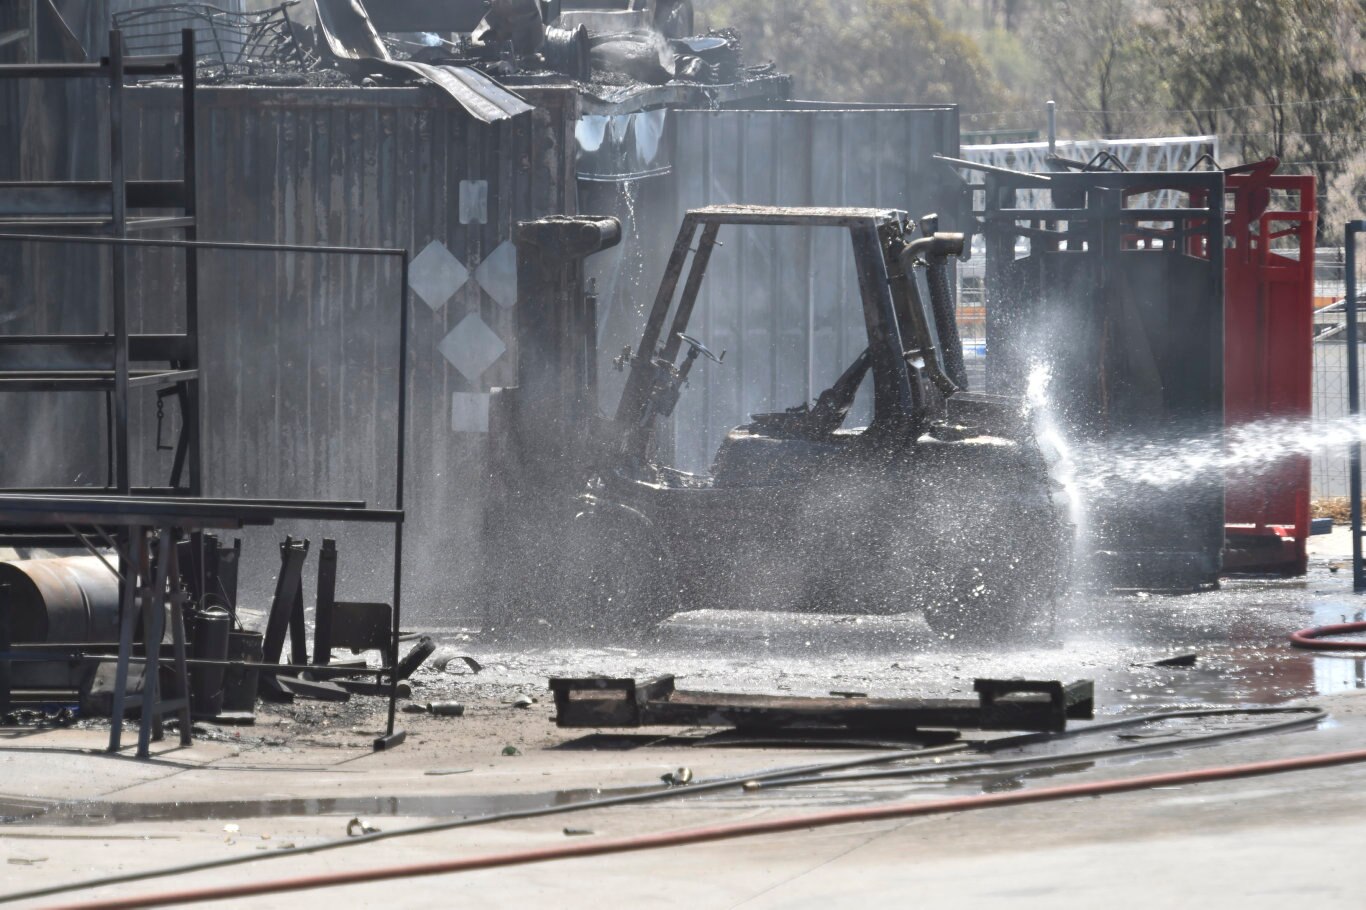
[
  {"x1": 749, "y1": 706, "x2": 1326, "y2": 790},
  {"x1": 0, "y1": 706, "x2": 1323, "y2": 905},
  {"x1": 0, "y1": 743, "x2": 967, "y2": 905}
]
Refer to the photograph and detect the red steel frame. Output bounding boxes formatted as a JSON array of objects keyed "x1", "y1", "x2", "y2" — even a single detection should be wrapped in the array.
[{"x1": 1221, "y1": 159, "x2": 1316, "y2": 574}]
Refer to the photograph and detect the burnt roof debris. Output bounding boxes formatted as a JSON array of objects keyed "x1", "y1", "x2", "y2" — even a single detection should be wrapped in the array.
[
  {"x1": 116, "y1": 0, "x2": 787, "y2": 111},
  {"x1": 112, "y1": 1, "x2": 321, "y2": 82}
]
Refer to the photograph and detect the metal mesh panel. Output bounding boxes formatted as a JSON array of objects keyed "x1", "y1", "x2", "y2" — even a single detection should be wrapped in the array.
[{"x1": 1312, "y1": 247, "x2": 1354, "y2": 498}]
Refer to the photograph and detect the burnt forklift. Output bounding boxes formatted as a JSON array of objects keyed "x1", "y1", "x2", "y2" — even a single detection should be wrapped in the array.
[{"x1": 485, "y1": 206, "x2": 1071, "y2": 642}]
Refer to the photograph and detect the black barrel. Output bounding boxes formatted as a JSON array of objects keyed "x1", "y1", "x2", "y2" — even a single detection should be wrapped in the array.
[{"x1": 190, "y1": 605, "x2": 231, "y2": 718}]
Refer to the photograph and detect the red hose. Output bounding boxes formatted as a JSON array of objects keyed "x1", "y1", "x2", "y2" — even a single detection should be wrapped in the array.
[
  {"x1": 48, "y1": 745, "x2": 1366, "y2": 910},
  {"x1": 1290, "y1": 621, "x2": 1366, "y2": 650}
]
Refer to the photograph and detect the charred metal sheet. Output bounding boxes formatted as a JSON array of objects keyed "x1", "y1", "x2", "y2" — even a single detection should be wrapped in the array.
[
  {"x1": 312, "y1": 0, "x2": 531, "y2": 123},
  {"x1": 385, "y1": 60, "x2": 534, "y2": 124},
  {"x1": 311, "y1": 0, "x2": 386, "y2": 63},
  {"x1": 549, "y1": 676, "x2": 1095, "y2": 734}
]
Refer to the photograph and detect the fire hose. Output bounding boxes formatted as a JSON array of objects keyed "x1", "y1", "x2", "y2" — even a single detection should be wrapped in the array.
[
  {"x1": 1290, "y1": 621, "x2": 1366, "y2": 651},
  {"x1": 45, "y1": 743, "x2": 1366, "y2": 910}
]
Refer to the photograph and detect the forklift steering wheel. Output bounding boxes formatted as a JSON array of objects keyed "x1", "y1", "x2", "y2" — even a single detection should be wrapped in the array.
[{"x1": 677, "y1": 332, "x2": 723, "y2": 364}]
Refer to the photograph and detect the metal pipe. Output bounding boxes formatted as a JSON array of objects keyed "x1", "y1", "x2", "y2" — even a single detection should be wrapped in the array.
[
  {"x1": 181, "y1": 28, "x2": 202, "y2": 497},
  {"x1": 0, "y1": 557, "x2": 120, "y2": 647},
  {"x1": 0, "y1": 494, "x2": 402, "y2": 524},
  {"x1": 1349, "y1": 221, "x2": 1364, "y2": 590},
  {"x1": 1046, "y1": 99, "x2": 1056, "y2": 155},
  {"x1": 382, "y1": 248, "x2": 412, "y2": 746},
  {"x1": 931, "y1": 154, "x2": 1052, "y2": 185},
  {"x1": 108, "y1": 30, "x2": 130, "y2": 494}
]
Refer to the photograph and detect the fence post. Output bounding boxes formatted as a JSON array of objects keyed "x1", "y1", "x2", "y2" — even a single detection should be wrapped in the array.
[{"x1": 1348, "y1": 221, "x2": 1365, "y2": 590}]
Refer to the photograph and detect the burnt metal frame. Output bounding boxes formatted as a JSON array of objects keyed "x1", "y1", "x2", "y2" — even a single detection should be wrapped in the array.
[
  {"x1": 1348, "y1": 222, "x2": 1366, "y2": 590},
  {"x1": 0, "y1": 231, "x2": 413, "y2": 754},
  {"x1": 0, "y1": 29, "x2": 201, "y2": 498},
  {"x1": 615, "y1": 205, "x2": 922, "y2": 445},
  {"x1": 112, "y1": 2, "x2": 318, "y2": 77}
]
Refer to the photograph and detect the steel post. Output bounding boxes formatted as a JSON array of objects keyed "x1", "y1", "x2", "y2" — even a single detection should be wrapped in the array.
[
  {"x1": 379, "y1": 249, "x2": 411, "y2": 749},
  {"x1": 108, "y1": 30, "x2": 130, "y2": 494},
  {"x1": 181, "y1": 28, "x2": 202, "y2": 496},
  {"x1": 1348, "y1": 221, "x2": 1364, "y2": 590}
]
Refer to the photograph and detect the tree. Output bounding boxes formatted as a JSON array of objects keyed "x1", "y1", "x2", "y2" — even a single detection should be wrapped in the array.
[
  {"x1": 1152, "y1": 0, "x2": 1366, "y2": 238},
  {"x1": 1027, "y1": 0, "x2": 1153, "y2": 139},
  {"x1": 696, "y1": 0, "x2": 1015, "y2": 112}
]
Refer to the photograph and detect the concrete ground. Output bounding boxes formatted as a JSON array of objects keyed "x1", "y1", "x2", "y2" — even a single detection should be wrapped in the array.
[{"x1": 2, "y1": 526, "x2": 1365, "y2": 908}]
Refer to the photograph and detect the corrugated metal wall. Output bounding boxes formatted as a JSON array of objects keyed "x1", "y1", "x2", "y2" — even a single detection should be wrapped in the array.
[
  {"x1": 588, "y1": 105, "x2": 960, "y2": 473},
  {"x1": 2, "y1": 83, "x2": 576, "y2": 614}
]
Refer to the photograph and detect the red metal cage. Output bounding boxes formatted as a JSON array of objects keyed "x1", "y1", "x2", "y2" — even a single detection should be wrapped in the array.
[{"x1": 1221, "y1": 159, "x2": 1316, "y2": 574}]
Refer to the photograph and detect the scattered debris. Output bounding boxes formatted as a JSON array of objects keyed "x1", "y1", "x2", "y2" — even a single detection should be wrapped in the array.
[
  {"x1": 662, "y1": 767, "x2": 694, "y2": 786},
  {"x1": 112, "y1": 1, "x2": 319, "y2": 81},
  {"x1": 430, "y1": 702, "x2": 466, "y2": 717},
  {"x1": 394, "y1": 637, "x2": 437, "y2": 681},
  {"x1": 7, "y1": 857, "x2": 48, "y2": 865},
  {"x1": 276, "y1": 677, "x2": 349, "y2": 702},
  {"x1": 424, "y1": 769, "x2": 474, "y2": 776},
  {"x1": 501, "y1": 745, "x2": 522, "y2": 756},
  {"x1": 511, "y1": 695, "x2": 535, "y2": 709},
  {"x1": 431, "y1": 651, "x2": 483, "y2": 674},
  {"x1": 346, "y1": 818, "x2": 381, "y2": 837},
  {"x1": 563, "y1": 827, "x2": 594, "y2": 836},
  {"x1": 1151, "y1": 654, "x2": 1199, "y2": 668}
]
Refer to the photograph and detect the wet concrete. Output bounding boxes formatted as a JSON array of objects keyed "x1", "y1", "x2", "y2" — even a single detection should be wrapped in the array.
[
  {"x1": 413, "y1": 558, "x2": 1366, "y2": 722},
  {"x1": 2, "y1": 538, "x2": 1364, "y2": 908}
]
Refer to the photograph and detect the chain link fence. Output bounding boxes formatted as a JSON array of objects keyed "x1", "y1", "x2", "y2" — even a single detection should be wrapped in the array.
[{"x1": 1312, "y1": 245, "x2": 1356, "y2": 500}]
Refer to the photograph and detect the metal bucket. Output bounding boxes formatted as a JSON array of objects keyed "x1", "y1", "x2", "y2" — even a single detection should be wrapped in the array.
[
  {"x1": 0, "y1": 556, "x2": 120, "y2": 689},
  {"x1": 221, "y1": 629, "x2": 263, "y2": 716}
]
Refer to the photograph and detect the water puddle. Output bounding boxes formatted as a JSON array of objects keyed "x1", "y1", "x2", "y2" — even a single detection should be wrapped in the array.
[{"x1": 2, "y1": 784, "x2": 662, "y2": 828}]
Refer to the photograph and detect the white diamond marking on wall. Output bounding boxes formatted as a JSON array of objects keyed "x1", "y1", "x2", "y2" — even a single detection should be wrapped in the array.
[
  {"x1": 438, "y1": 312, "x2": 507, "y2": 385},
  {"x1": 410, "y1": 240, "x2": 469, "y2": 312},
  {"x1": 473, "y1": 240, "x2": 518, "y2": 309},
  {"x1": 451, "y1": 392, "x2": 491, "y2": 433}
]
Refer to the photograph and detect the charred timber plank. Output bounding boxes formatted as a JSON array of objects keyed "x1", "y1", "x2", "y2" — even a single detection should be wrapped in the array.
[{"x1": 550, "y1": 677, "x2": 1093, "y2": 733}]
